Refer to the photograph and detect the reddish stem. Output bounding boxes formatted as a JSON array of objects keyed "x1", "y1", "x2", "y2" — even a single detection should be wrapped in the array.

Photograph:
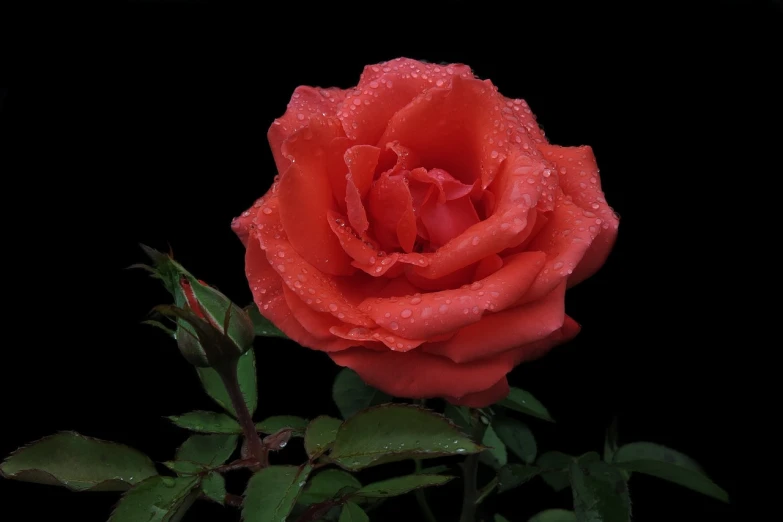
[{"x1": 217, "y1": 361, "x2": 268, "y2": 467}]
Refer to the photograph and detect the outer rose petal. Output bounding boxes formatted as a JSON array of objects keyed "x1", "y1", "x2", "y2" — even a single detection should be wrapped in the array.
[
  {"x1": 523, "y1": 191, "x2": 603, "y2": 304},
  {"x1": 245, "y1": 234, "x2": 352, "y2": 352},
  {"x1": 422, "y1": 281, "x2": 567, "y2": 363},
  {"x1": 268, "y1": 86, "x2": 347, "y2": 173},
  {"x1": 253, "y1": 196, "x2": 375, "y2": 328},
  {"x1": 445, "y1": 316, "x2": 581, "y2": 406},
  {"x1": 339, "y1": 58, "x2": 474, "y2": 144},
  {"x1": 359, "y1": 251, "x2": 546, "y2": 340},
  {"x1": 538, "y1": 143, "x2": 619, "y2": 286},
  {"x1": 330, "y1": 316, "x2": 580, "y2": 404},
  {"x1": 278, "y1": 118, "x2": 354, "y2": 276}
]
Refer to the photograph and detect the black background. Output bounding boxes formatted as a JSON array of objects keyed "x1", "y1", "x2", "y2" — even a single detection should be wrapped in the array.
[{"x1": 2, "y1": 1, "x2": 777, "y2": 521}]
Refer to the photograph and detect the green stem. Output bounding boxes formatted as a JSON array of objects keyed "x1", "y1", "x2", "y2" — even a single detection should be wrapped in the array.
[
  {"x1": 217, "y1": 361, "x2": 267, "y2": 466},
  {"x1": 414, "y1": 459, "x2": 439, "y2": 522},
  {"x1": 459, "y1": 410, "x2": 486, "y2": 522}
]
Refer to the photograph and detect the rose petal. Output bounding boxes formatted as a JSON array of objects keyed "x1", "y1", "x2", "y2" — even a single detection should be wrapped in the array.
[
  {"x1": 411, "y1": 152, "x2": 545, "y2": 279},
  {"x1": 367, "y1": 171, "x2": 417, "y2": 253},
  {"x1": 423, "y1": 281, "x2": 566, "y2": 363},
  {"x1": 343, "y1": 145, "x2": 380, "y2": 234},
  {"x1": 281, "y1": 285, "x2": 356, "y2": 351},
  {"x1": 232, "y1": 195, "x2": 268, "y2": 247},
  {"x1": 328, "y1": 345, "x2": 518, "y2": 400},
  {"x1": 360, "y1": 251, "x2": 546, "y2": 340},
  {"x1": 500, "y1": 96, "x2": 547, "y2": 145},
  {"x1": 245, "y1": 234, "x2": 352, "y2": 351},
  {"x1": 444, "y1": 315, "x2": 581, "y2": 407},
  {"x1": 473, "y1": 254, "x2": 504, "y2": 280},
  {"x1": 339, "y1": 58, "x2": 474, "y2": 144},
  {"x1": 330, "y1": 316, "x2": 579, "y2": 402},
  {"x1": 268, "y1": 86, "x2": 347, "y2": 173},
  {"x1": 522, "y1": 191, "x2": 603, "y2": 303},
  {"x1": 420, "y1": 193, "x2": 481, "y2": 248},
  {"x1": 538, "y1": 144, "x2": 619, "y2": 286},
  {"x1": 329, "y1": 324, "x2": 426, "y2": 352},
  {"x1": 378, "y1": 75, "x2": 543, "y2": 188},
  {"x1": 254, "y1": 201, "x2": 374, "y2": 328},
  {"x1": 278, "y1": 119, "x2": 355, "y2": 276}
]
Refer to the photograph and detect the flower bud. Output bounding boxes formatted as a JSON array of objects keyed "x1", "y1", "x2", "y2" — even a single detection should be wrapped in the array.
[
  {"x1": 136, "y1": 245, "x2": 254, "y2": 368},
  {"x1": 163, "y1": 277, "x2": 255, "y2": 368}
]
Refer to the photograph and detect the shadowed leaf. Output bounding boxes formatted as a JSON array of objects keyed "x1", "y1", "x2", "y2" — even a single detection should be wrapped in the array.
[
  {"x1": 333, "y1": 368, "x2": 392, "y2": 420},
  {"x1": 0, "y1": 432, "x2": 156, "y2": 492},
  {"x1": 243, "y1": 464, "x2": 313, "y2": 522}
]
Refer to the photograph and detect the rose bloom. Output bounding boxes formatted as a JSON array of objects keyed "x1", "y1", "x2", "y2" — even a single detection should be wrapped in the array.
[{"x1": 232, "y1": 58, "x2": 619, "y2": 407}]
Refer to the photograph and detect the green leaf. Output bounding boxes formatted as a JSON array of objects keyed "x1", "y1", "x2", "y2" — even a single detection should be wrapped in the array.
[
  {"x1": 529, "y1": 509, "x2": 577, "y2": 522},
  {"x1": 108, "y1": 475, "x2": 199, "y2": 522},
  {"x1": 329, "y1": 404, "x2": 483, "y2": 471},
  {"x1": 246, "y1": 303, "x2": 288, "y2": 338},
  {"x1": 0, "y1": 431, "x2": 157, "y2": 492},
  {"x1": 536, "y1": 451, "x2": 574, "y2": 492},
  {"x1": 257, "y1": 415, "x2": 309, "y2": 437},
  {"x1": 175, "y1": 434, "x2": 238, "y2": 467},
  {"x1": 497, "y1": 387, "x2": 554, "y2": 422},
  {"x1": 168, "y1": 411, "x2": 241, "y2": 434},
  {"x1": 613, "y1": 442, "x2": 728, "y2": 502},
  {"x1": 603, "y1": 417, "x2": 618, "y2": 463},
  {"x1": 242, "y1": 464, "x2": 313, "y2": 522},
  {"x1": 163, "y1": 460, "x2": 203, "y2": 476},
  {"x1": 495, "y1": 515, "x2": 511, "y2": 522},
  {"x1": 355, "y1": 474, "x2": 452, "y2": 497},
  {"x1": 333, "y1": 368, "x2": 391, "y2": 420},
  {"x1": 202, "y1": 472, "x2": 226, "y2": 505},
  {"x1": 569, "y1": 459, "x2": 631, "y2": 522},
  {"x1": 305, "y1": 416, "x2": 343, "y2": 459},
  {"x1": 196, "y1": 348, "x2": 257, "y2": 417},
  {"x1": 443, "y1": 404, "x2": 472, "y2": 432},
  {"x1": 299, "y1": 468, "x2": 362, "y2": 505},
  {"x1": 480, "y1": 425, "x2": 507, "y2": 469},
  {"x1": 497, "y1": 464, "x2": 541, "y2": 493},
  {"x1": 339, "y1": 502, "x2": 369, "y2": 522},
  {"x1": 494, "y1": 416, "x2": 537, "y2": 464}
]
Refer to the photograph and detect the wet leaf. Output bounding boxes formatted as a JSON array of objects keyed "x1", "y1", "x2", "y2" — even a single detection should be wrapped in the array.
[
  {"x1": 613, "y1": 442, "x2": 728, "y2": 502},
  {"x1": 175, "y1": 434, "x2": 237, "y2": 467},
  {"x1": 497, "y1": 387, "x2": 553, "y2": 422},
  {"x1": 0, "y1": 432, "x2": 156, "y2": 492},
  {"x1": 256, "y1": 415, "x2": 308, "y2": 437},
  {"x1": 299, "y1": 469, "x2": 361, "y2": 505},
  {"x1": 168, "y1": 411, "x2": 241, "y2": 434},
  {"x1": 494, "y1": 416, "x2": 537, "y2": 464},
  {"x1": 108, "y1": 475, "x2": 199, "y2": 522},
  {"x1": 305, "y1": 416, "x2": 343, "y2": 459},
  {"x1": 242, "y1": 464, "x2": 313, "y2": 522},
  {"x1": 480, "y1": 425, "x2": 507, "y2": 469},
  {"x1": 201, "y1": 472, "x2": 226, "y2": 505},
  {"x1": 355, "y1": 474, "x2": 453, "y2": 497},
  {"x1": 329, "y1": 404, "x2": 482, "y2": 471}
]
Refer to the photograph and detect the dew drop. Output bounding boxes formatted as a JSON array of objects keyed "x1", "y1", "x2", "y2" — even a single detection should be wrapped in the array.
[
  {"x1": 401, "y1": 309, "x2": 412, "y2": 318},
  {"x1": 390, "y1": 322, "x2": 399, "y2": 330},
  {"x1": 329, "y1": 303, "x2": 339, "y2": 312}
]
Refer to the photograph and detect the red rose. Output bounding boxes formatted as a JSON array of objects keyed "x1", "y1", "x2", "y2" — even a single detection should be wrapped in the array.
[{"x1": 232, "y1": 58, "x2": 619, "y2": 407}]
